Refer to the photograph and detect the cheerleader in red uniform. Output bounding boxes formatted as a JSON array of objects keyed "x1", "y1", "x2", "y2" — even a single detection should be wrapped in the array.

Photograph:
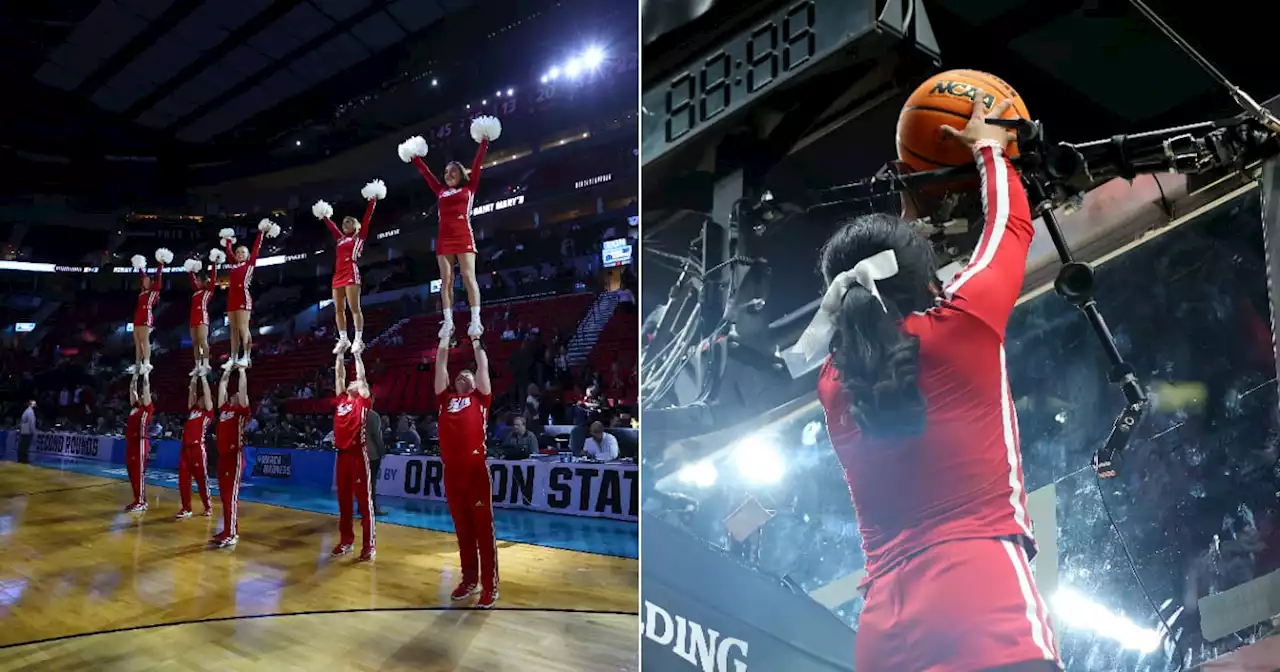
[
  {"x1": 331, "y1": 351, "x2": 376, "y2": 561},
  {"x1": 398, "y1": 115, "x2": 502, "y2": 339},
  {"x1": 183, "y1": 257, "x2": 218, "y2": 376},
  {"x1": 218, "y1": 219, "x2": 280, "y2": 370},
  {"x1": 212, "y1": 365, "x2": 251, "y2": 548},
  {"x1": 129, "y1": 248, "x2": 172, "y2": 375},
  {"x1": 175, "y1": 373, "x2": 213, "y2": 519},
  {"x1": 124, "y1": 370, "x2": 153, "y2": 512},
  {"x1": 312, "y1": 179, "x2": 386, "y2": 355}
]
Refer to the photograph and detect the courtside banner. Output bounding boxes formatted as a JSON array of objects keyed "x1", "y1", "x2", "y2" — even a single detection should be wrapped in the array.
[
  {"x1": 642, "y1": 514, "x2": 855, "y2": 672},
  {"x1": 28, "y1": 432, "x2": 118, "y2": 462},
  {"x1": 379, "y1": 456, "x2": 638, "y2": 522}
]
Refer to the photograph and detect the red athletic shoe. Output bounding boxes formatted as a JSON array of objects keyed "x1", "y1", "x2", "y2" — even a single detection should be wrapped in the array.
[
  {"x1": 331, "y1": 543, "x2": 352, "y2": 557},
  {"x1": 476, "y1": 588, "x2": 498, "y2": 609},
  {"x1": 451, "y1": 582, "x2": 479, "y2": 601},
  {"x1": 358, "y1": 548, "x2": 376, "y2": 562}
]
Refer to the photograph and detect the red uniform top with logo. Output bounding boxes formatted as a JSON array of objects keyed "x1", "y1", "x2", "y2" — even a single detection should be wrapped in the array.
[
  {"x1": 817, "y1": 143, "x2": 1060, "y2": 670},
  {"x1": 215, "y1": 404, "x2": 250, "y2": 453},
  {"x1": 182, "y1": 408, "x2": 214, "y2": 447},
  {"x1": 126, "y1": 402, "x2": 153, "y2": 446},
  {"x1": 437, "y1": 390, "x2": 491, "y2": 462},
  {"x1": 222, "y1": 232, "x2": 265, "y2": 313},
  {"x1": 132, "y1": 265, "x2": 164, "y2": 327},
  {"x1": 188, "y1": 266, "x2": 216, "y2": 328},
  {"x1": 323, "y1": 201, "x2": 375, "y2": 289},
  {"x1": 333, "y1": 394, "x2": 372, "y2": 452},
  {"x1": 411, "y1": 139, "x2": 489, "y2": 256}
]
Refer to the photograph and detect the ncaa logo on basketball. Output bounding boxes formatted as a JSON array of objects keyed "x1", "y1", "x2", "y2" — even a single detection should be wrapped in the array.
[
  {"x1": 642, "y1": 601, "x2": 748, "y2": 671},
  {"x1": 447, "y1": 397, "x2": 472, "y2": 413},
  {"x1": 930, "y1": 80, "x2": 997, "y2": 110}
]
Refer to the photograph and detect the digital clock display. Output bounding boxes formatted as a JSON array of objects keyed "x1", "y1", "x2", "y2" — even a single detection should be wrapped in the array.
[{"x1": 641, "y1": 0, "x2": 875, "y2": 166}]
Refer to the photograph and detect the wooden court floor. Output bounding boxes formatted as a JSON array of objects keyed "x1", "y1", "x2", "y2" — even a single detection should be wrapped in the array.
[{"x1": 0, "y1": 463, "x2": 638, "y2": 670}]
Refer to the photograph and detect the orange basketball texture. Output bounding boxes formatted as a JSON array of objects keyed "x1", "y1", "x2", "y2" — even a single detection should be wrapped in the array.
[{"x1": 896, "y1": 70, "x2": 1031, "y2": 173}]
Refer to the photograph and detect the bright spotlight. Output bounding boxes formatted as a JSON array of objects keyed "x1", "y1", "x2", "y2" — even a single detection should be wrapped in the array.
[
  {"x1": 481, "y1": 99, "x2": 487, "y2": 105},
  {"x1": 564, "y1": 57, "x2": 583, "y2": 78},
  {"x1": 1053, "y1": 588, "x2": 1164, "y2": 653},
  {"x1": 540, "y1": 75, "x2": 548, "y2": 84},
  {"x1": 295, "y1": 140, "x2": 301, "y2": 146},
  {"x1": 465, "y1": 103, "x2": 470, "y2": 109},
  {"x1": 678, "y1": 460, "x2": 718, "y2": 488},
  {"x1": 582, "y1": 46, "x2": 605, "y2": 69},
  {"x1": 547, "y1": 66, "x2": 561, "y2": 80},
  {"x1": 732, "y1": 434, "x2": 785, "y2": 485},
  {"x1": 495, "y1": 90, "x2": 501, "y2": 97},
  {"x1": 431, "y1": 78, "x2": 438, "y2": 86},
  {"x1": 506, "y1": 87, "x2": 514, "y2": 96}
]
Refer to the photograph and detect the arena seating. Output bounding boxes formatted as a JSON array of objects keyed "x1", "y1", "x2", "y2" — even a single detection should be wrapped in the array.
[{"x1": 585, "y1": 301, "x2": 638, "y2": 406}]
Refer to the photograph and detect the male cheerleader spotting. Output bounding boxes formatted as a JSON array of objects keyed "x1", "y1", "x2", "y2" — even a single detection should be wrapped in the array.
[
  {"x1": 803, "y1": 94, "x2": 1060, "y2": 671},
  {"x1": 123, "y1": 369, "x2": 154, "y2": 512},
  {"x1": 129, "y1": 247, "x2": 172, "y2": 374},
  {"x1": 398, "y1": 115, "x2": 502, "y2": 338},
  {"x1": 175, "y1": 374, "x2": 214, "y2": 520},
  {"x1": 219, "y1": 219, "x2": 281, "y2": 370},
  {"x1": 312, "y1": 178, "x2": 386, "y2": 356},
  {"x1": 212, "y1": 367, "x2": 251, "y2": 548},
  {"x1": 183, "y1": 257, "x2": 217, "y2": 376},
  {"x1": 331, "y1": 351, "x2": 376, "y2": 561},
  {"x1": 435, "y1": 325, "x2": 498, "y2": 608}
]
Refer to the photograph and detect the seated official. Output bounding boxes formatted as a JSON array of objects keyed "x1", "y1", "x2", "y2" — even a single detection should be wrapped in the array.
[
  {"x1": 499, "y1": 415, "x2": 538, "y2": 459},
  {"x1": 582, "y1": 421, "x2": 619, "y2": 462}
]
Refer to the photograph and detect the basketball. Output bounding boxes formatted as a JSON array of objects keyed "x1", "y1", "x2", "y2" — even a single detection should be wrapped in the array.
[{"x1": 896, "y1": 70, "x2": 1031, "y2": 173}]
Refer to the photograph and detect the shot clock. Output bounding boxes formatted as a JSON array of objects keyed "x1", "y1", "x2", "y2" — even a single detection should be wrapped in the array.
[{"x1": 641, "y1": 0, "x2": 876, "y2": 165}]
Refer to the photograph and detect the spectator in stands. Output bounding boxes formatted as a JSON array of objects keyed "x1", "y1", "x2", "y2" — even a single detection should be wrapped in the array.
[
  {"x1": 18, "y1": 400, "x2": 36, "y2": 464},
  {"x1": 500, "y1": 416, "x2": 538, "y2": 460},
  {"x1": 397, "y1": 415, "x2": 421, "y2": 448},
  {"x1": 583, "y1": 421, "x2": 619, "y2": 462},
  {"x1": 554, "y1": 345, "x2": 571, "y2": 385}
]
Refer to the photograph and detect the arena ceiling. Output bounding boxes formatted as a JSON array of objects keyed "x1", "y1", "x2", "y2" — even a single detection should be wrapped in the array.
[{"x1": 0, "y1": 0, "x2": 496, "y2": 159}]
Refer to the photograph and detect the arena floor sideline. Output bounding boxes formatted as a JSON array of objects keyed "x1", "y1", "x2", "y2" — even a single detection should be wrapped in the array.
[{"x1": 0, "y1": 462, "x2": 638, "y2": 670}]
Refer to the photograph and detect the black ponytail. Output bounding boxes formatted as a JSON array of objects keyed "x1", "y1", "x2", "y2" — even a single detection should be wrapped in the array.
[{"x1": 820, "y1": 213, "x2": 937, "y2": 439}]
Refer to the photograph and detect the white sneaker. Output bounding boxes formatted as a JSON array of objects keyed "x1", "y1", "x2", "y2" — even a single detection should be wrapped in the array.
[
  {"x1": 438, "y1": 321, "x2": 454, "y2": 339},
  {"x1": 467, "y1": 322, "x2": 483, "y2": 338},
  {"x1": 236, "y1": 355, "x2": 250, "y2": 369},
  {"x1": 351, "y1": 337, "x2": 365, "y2": 354},
  {"x1": 140, "y1": 362, "x2": 153, "y2": 375},
  {"x1": 174, "y1": 510, "x2": 192, "y2": 520},
  {"x1": 332, "y1": 337, "x2": 350, "y2": 355},
  {"x1": 221, "y1": 359, "x2": 235, "y2": 372},
  {"x1": 189, "y1": 364, "x2": 201, "y2": 377},
  {"x1": 217, "y1": 535, "x2": 238, "y2": 548},
  {"x1": 199, "y1": 364, "x2": 212, "y2": 375}
]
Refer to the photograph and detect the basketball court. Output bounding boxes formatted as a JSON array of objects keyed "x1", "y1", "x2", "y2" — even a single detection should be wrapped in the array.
[{"x1": 0, "y1": 462, "x2": 638, "y2": 670}]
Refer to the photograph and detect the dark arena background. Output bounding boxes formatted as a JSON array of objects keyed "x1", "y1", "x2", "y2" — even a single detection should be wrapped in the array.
[
  {"x1": 0, "y1": 1, "x2": 638, "y2": 669},
  {"x1": 640, "y1": 0, "x2": 1280, "y2": 671}
]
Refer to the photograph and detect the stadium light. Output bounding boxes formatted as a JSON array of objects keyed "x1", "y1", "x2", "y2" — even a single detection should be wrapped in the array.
[
  {"x1": 295, "y1": 140, "x2": 301, "y2": 146},
  {"x1": 506, "y1": 87, "x2": 514, "y2": 96},
  {"x1": 1053, "y1": 588, "x2": 1165, "y2": 653},
  {"x1": 481, "y1": 99, "x2": 487, "y2": 105},
  {"x1": 431, "y1": 78, "x2": 438, "y2": 86},
  {"x1": 564, "y1": 57, "x2": 583, "y2": 78},
  {"x1": 731, "y1": 433, "x2": 785, "y2": 485},
  {"x1": 678, "y1": 460, "x2": 718, "y2": 488},
  {"x1": 496, "y1": 90, "x2": 502, "y2": 97},
  {"x1": 582, "y1": 45, "x2": 605, "y2": 69},
  {"x1": 547, "y1": 66, "x2": 561, "y2": 81}
]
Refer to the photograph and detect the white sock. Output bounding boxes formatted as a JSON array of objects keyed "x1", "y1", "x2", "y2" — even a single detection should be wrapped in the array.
[
  {"x1": 470, "y1": 306, "x2": 481, "y2": 322},
  {"x1": 355, "y1": 330, "x2": 363, "y2": 341}
]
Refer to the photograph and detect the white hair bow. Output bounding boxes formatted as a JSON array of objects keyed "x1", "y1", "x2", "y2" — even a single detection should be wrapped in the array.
[{"x1": 779, "y1": 249, "x2": 899, "y2": 379}]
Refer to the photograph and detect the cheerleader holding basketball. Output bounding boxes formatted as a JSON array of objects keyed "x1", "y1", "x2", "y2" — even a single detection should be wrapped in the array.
[
  {"x1": 312, "y1": 179, "x2": 386, "y2": 355},
  {"x1": 398, "y1": 115, "x2": 502, "y2": 338},
  {"x1": 218, "y1": 220, "x2": 281, "y2": 370},
  {"x1": 129, "y1": 248, "x2": 172, "y2": 375},
  {"x1": 183, "y1": 257, "x2": 218, "y2": 376}
]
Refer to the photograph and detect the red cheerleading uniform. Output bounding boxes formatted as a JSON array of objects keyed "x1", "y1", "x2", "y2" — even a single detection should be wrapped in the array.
[
  {"x1": 817, "y1": 143, "x2": 1060, "y2": 671},
  {"x1": 189, "y1": 265, "x2": 216, "y2": 328},
  {"x1": 214, "y1": 403, "x2": 251, "y2": 538},
  {"x1": 179, "y1": 406, "x2": 214, "y2": 513},
  {"x1": 131, "y1": 263, "x2": 164, "y2": 328},
  {"x1": 333, "y1": 393, "x2": 375, "y2": 552},
  {"x1": 222, "y1": 232, "x2": 265, "y2": 313},
  {"x1": 324, "y1": 200, "x2": 376, "y2": 289},
  {"x1": 437, "y1": 388, "x2": 497, "y2": 591},
  {"x1": 411, "y1": 139, "x2": 488, "y2": 256},
  {"x1": 125, "y1": 401, "x2": 153, "y2": 506}
]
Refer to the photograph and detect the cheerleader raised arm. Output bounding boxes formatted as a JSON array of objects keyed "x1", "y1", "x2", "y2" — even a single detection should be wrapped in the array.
[
  {"x1": 313, "y1": 178, "x2": 385, "y2": 355},
  {"x1": 219, "y1": 220, "x2": 280, "y2": 370},
  {"x1": 130, "y1": 247, "x2": 172, "y2": 375},
  {"x1": 398, "y1": 115, "x2": 501, "y2": 338},
  {"x1": 185, "y1": 258, "x2": 217, "y2": 376}
]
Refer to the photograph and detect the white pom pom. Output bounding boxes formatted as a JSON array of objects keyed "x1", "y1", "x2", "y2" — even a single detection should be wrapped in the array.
[
  {"x1": 312, "y1": 200, "x2": 333, "y2": 220},
  {"x1": 209, "y1": 248, "x2": 226, "y2": 264},
  {"x1": 361, "y1": 179, "x2": 387, "y2": 201},
  {"x1": 267, "y1": 223, "x2": 282, "y2": 239},
  {"x1": 130, "y1": 255, "x2": 147, "y2": 270},
  {"x1": 398, "y1": 136, "x2": 428, "y2": 163},
  {"x1": 470, "y1": 115, "x2": 502, "y2": 143},
  {"x1": 258, "y1": 219, "x2": 273, "y2": 233},
  {"x1": 218, "y1": 228, "x2": 235, "y2": 240},
  {"x1": 155, "y1": 248, "x2": 173, "y2": 265},
  {"x1": 184, "y1": 259, "x2": 202, "y2": 273}
]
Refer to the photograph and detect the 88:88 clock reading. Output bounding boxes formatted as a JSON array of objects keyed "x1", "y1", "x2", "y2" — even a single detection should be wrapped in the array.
[{"x1": 665, "y1": 0, "x2": 817, "y2": 143}]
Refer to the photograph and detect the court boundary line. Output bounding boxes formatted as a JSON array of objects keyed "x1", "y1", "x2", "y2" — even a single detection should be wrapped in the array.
[
  {"x1": 6, "y1": 460, "x2": 640, "y2": 560},
  {"x1": 0, "y1": 606, "x2": 640, "y2": 651},
  {"x1": 0, "y1": 482, "x2": 117, "y2": 499}
]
